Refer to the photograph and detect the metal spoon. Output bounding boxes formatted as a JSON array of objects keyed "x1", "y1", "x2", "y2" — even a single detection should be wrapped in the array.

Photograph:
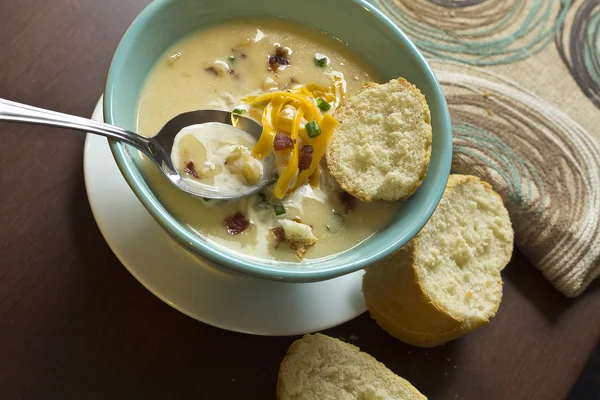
[{"x1": 0, "y1": 98, "x2": 275, "y2": 200}]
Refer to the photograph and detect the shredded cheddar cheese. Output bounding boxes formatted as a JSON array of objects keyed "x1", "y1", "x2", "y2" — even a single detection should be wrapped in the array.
[
  {"x1": 273, "y1": 106, "x2": 304, "y2": 199},
  {"x1": 242, "y1": 80, "x2": 346, "y2": 199},
  {"x1": 309, "y1": 167, "x2": 320, "y2": 188},
  {"x1": 241, "y1": 83, "x2": 342, "y2": 199},
  {"x1": 243, "y1": 91, "x2": 322, "y2": 123},
  {"x1": 253, "y1": 98, "x2": 288, "y2": 158}
]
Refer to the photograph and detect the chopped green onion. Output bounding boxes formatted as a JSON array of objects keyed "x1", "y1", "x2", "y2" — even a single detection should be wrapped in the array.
[
  {"x1": 317, "y1": 98, "x2": 331, "y2": 112},
  {"x1": 228, "y1": 55, "x2": 236, "y2": 63},
  {"x1": 232, "y1": 108, "x2": 245, "y2": 114},
  {"x1": 314, "y1": 54, "x2": 329, "y2": 68},
  {"x1": 305, "y1": 121, "x2": 322, "y2": 138},
  {"x1": 270, "y1": 173, "x2": 279, "y2": 187},
  {"x1": 273, "y1": 204, "x2": 286, "y2": 216},
  {"x1": 254, "y1": 192, "x2": 270, "y2": 210}
]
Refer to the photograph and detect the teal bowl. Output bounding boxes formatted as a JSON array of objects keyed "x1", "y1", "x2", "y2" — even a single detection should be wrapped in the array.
[{"x1": 105, "y1": 0, "x2": 452, "y2": 282}]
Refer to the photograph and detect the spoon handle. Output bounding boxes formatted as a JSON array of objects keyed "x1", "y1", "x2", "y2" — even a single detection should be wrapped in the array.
[{"x1": 0, "y1": 98, "x2": 153, "y2": 155}]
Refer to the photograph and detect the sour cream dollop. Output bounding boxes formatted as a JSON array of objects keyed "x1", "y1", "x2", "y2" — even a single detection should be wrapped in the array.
[{"x1": 171, "y1": 122, "x2": 263, "y2": 193}]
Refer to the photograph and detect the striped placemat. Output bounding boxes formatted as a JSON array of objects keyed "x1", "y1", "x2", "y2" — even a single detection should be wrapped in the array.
[{"x1": 372, "y1": 0, "x2": 600, "y2": 297}]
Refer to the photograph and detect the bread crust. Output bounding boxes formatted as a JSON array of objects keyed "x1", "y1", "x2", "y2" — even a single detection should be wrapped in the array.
[
  {"x1": 277, "y1": 334, "x2": 427, "y2": 399},
  {"x1": 363, "y1": 175, "x2": 512, "y2": 347},
  {"x1": 327, "y1": 78, "x2": 432, "y2": 202},
  {"x1": 363, "y1": 244, "x2": 476, "y2": 348}
]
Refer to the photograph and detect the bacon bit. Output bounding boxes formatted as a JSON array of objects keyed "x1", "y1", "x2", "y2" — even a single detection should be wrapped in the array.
[
  {"x1": 292, "y1": 217, "x2": 302, "y2": 223},
  {"x1": 268, "y1": 55, "x2": 290, "y2": 70},
  {"x1": 270, "y1": 227, "x2": 286, "y2": 248},
  {"x1": 205, "y1": 66, "x2": 219, "y2": 76},
  {"x1": 268, "y1": 46, "x2": 291, "y2": 71},
  {"x1": 338, "y1": 191, "x2": 357, "y2": 214},
  {"x1": 224, "y1": 212, "x2": 250, "y2": 235},
  {"x1": 273, "y1": 132, "x2": 296, "y2": 151},
  {"x1": 298, "y1": 145, "x2": 314, "y2": 172},
  {"x1": 184, "y1": 161, "x2": 199, "y2": 178}
]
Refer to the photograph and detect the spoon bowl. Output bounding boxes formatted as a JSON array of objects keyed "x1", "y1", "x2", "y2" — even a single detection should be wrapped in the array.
[
  {"x1": 0, "y1": 98, "x2": 272, "y2": 200},
  {"x1": 147, "y1": 109, "x2": 274, "y2": 200}
]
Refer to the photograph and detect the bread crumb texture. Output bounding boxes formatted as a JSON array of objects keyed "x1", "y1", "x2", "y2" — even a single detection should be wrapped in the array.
[
  {"x1": 327, "y1": 78, "x2": 432, "y2": 201},
  {"x1": 363, "y1": 175, "x2": 514, "y2": 347},
  {"x1": 277, "y1": 334, "x2": 427, "y2": 400}
]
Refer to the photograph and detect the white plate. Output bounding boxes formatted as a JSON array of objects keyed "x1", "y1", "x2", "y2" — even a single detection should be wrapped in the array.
[{"x1": 83, "y1": 97, "x2": 366, "y2": 336}]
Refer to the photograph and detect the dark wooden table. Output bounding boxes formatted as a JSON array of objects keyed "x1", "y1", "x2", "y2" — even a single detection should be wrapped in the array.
[{"x1": 1, "y1": 1, "x2": 599, "y2": 399}]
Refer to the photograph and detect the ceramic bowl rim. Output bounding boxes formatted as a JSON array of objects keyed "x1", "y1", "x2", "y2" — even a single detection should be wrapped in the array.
[{"x1": 104, "y1": 0, "x2": 452, "y2": 282}]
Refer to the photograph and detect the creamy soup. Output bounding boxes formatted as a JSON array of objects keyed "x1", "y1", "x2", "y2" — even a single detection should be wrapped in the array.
[{"x1": 136, "y1": 19, "x2": 401, "y2": 262}]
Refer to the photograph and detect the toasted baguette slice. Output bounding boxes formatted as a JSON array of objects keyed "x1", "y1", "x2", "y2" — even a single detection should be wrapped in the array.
[
  {"x1": 277, "y1": 334, "x2": 426, "y2": 400},
  {"x1": 363, "y1": 175, "x2": 514, "y2": 348},
  {"x1": 327, "y1": 78, "x2": 432, "y2": 202}
]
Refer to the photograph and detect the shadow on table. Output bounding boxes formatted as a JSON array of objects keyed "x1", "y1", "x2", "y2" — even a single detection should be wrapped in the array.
[
  {"x1": 63, "y1": 168, "x2": 459, "y2": 398},
  {"x1": 62, "y1": 157, "x2": 598, "y2": 399},
  {"x1": 502, "y1": 250, "x2": 599, "y2": 325},
  {"x1": 322, "y1": 314, "x2": 461, "y2": 399},
  {"x1": 568, "y1": 340, "x2": 600, "y2": 400},
  {"x1": 62, "y1": 168, "x2": 307, "y2": 397}
]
